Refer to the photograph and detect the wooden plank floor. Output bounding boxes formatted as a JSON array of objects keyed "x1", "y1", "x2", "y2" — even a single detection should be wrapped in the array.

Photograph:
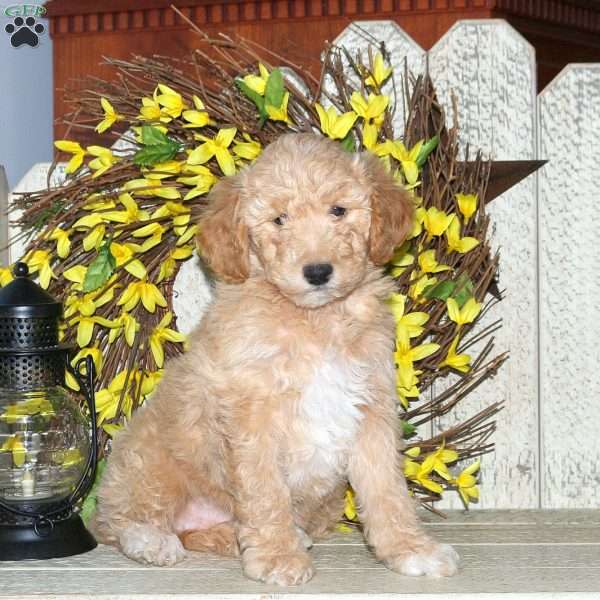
[{"x1": 1, "y1": 510, "x2": 600, "y2": 599}]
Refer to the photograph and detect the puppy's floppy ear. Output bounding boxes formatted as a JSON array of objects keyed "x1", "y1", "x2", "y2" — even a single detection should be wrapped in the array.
[
  {"x1": 361, "y1": 153, "x2": 415, "y2": 265},
  {"x1": 196, "y1": 175, "x2": 250, "y2": 283}
]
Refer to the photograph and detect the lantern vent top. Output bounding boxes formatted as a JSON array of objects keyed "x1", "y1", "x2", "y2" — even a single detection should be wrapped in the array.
[{"x1": 0, "y1": 262, "x2": 63, "y2": 351}]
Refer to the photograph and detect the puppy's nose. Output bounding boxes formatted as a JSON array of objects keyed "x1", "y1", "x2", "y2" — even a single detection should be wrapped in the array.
[{"x1": 303, "y1": 263, "x2": 333, "y2": 286}]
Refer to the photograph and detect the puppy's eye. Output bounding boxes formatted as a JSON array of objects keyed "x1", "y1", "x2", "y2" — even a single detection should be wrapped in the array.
[
  {"x1": 273, "y1": 213, "x2": 287, "y2": 227},
  {"x1": 330, "y1": 206, "x2": 346, "y2": 218}
]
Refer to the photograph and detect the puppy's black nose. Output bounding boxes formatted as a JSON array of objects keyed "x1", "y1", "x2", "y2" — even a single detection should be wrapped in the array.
[{"x1": 303, "y1": 263, "x2": 333, "y2": 286}]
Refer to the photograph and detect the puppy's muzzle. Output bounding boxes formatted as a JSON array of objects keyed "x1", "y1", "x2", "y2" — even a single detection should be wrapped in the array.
[{"x1": 303, "y1": 263, "x2": 333, "y2": 286}]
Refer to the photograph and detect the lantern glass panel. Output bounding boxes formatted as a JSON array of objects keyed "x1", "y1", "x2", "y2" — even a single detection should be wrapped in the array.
[{"x1": 0, "y1": 386, "x2": 90, "y2": 503}]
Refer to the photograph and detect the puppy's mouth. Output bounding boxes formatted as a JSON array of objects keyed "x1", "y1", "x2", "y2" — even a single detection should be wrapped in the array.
[
  {"x1": 266, "y1": 263, "x2": 366, "y2": 309},
  {"x1": 301, "y1": 285, "x2": 336, "y2": 306},
  {"x1": 291, "y1": 278, "x2": 356, "y2": 309}
]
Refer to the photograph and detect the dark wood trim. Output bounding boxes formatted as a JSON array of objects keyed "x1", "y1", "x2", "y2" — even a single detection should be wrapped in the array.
[
  {"x1": 494, "y1": 0, "x2": 600, "y2": 34},
  {"x1": 498, "y1": 12, "x2": 600, "y2": 45},
  {"x1": 45, "y1": 0, "x2": 600, "y2": 37},
  {"x1": 45, "y1": 0, "x2": 498, "y2": 36}
]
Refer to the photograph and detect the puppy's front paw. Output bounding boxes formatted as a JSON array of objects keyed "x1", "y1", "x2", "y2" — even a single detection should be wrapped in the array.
[
  {"x1": 243, "y1": 548, "x2": 314, "y2": 586},
  {"x1": 386, "y1": 543, "x2": 459, "y2": 578},
  {"x1": 119, "y1": 523, "x2": 187, "y2": 566}
]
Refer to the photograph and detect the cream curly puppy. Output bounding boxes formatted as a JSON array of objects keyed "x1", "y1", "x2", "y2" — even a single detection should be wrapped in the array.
[{"x1": 94, "y1": 133, "x2": 459, "y2": 584}]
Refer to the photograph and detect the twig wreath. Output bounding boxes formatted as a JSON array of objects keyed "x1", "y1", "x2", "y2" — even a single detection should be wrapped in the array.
[{"x1": 2, "y1": 15, "x2": 506, "y2": 518}]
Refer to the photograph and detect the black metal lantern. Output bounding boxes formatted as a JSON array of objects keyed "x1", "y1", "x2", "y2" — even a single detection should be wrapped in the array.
[{"x1": 0, "y1": 262, "x2": 98, "y2": 560}]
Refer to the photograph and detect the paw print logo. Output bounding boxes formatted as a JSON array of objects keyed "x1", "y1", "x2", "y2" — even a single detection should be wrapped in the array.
[{"x1": 5, "y1": 16, "x2": 45, "y2": 48}]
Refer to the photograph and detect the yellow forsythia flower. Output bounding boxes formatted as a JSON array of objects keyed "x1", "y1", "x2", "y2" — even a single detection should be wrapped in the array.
[
  {"x1": 418, "y1": 249, "x2": 452, "y2": 274},
  {"x1": 451, "y1": 460, "x2": 481, "y2": 506},
  {"x1": 421, "y1": 445, "x2": 459, "y2": 481},
  {"x1": 87, "y1": 146, "x2": 117, "y2": 178},
  {"x1": 95, "y1": 98, "x2": 124, "y2": 133},
  {"x1": 54, "y1": 140, "x2": 86, "y2": 174},
  {"x1": 365, "y1": 52, "x2": 392, "y2": 88},
  {"x1": 387, "y1": 293, "x2": 429, "y2": 339},
  {"x1": 26, "y1": 250, "x2": 54, "y2": 289},
  {"x1": 265, "y1": 91, "x2": 290, "y2": 123},
  {"x1": 95, "y1": 371, "x2": 132, "y2": 423},
  {"x1": 344, "y1": 489, "x2": 357, "y2": 521},
  {"x1": 446, "y1": 216, "x2": 479, "y2": 254},
  {"x1": 395, "y1": 329, "x2": 439, "y2": 390},
  {"x1": 118, "y1": 280, "x2": 167, "y2": 313},
  {"x1": 409, "y1": 274, "x2": 437, "y2": 301},
  {"x1": 456, "y1": 193, "x2": 478, "y2": 223},
  {"x1": 423, "y1": 206, "x2": 453, "y2": 237},
  {"x1": 182, "y1": 95, "x2": 210, "y2": 128},
  {"x1": 349, "y1": 92, "x2": 388, "y2": 124},
  {"x1": 315, "y1": 104, "x2": 357, "y2": 140},
  {"x1": 188, "y1": 128, "x2": 237, "y2": 176},
  {"x1": 233, "y1": 134, "x2": 262, "y2": 161},
  {"x1": 403, "y1": 447, "x2": 443, "y2": 495},
  {"x1": 440, "y1": 335, "x2": 472, "y2": 373},
  {"x1": 375, "y1": 139, "x2": 423, "y2": 185},
  {"x1": 446, "y1": 297, "x2": 482, "y2": 327},
  {"x1": 155, "y1": 83, "x2": 188, "y2": 119},
  {"x1": 48, "y1": 228, "x2": 71, "y2": 259},
  {"x1": 110, "y1": 242, "x2": 146, "y2": 280},
  {"x1": 149, "y1": 312, "x2": 187, "y2": 368},
  {"x1": 0, "y1": 265, "x2": 14, "y2": 286},
  {"x1": 108, "y1": 312, "x2": 139, "y2": 347},
  {"x1": 242, "y1": 62, "x2": 270, "y2": 96}
]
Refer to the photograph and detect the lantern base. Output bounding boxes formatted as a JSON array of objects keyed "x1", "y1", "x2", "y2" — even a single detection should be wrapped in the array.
[{"x1": 0, "y1": 514, "x2": 97, "y2": 560}]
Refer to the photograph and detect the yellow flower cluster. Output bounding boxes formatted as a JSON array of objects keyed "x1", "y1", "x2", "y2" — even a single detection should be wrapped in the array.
[
  {"x1": 404, "y1": 446, "x2": 480, "y2": 506},
  {"x1": 0, "y1": 80, "x2": 269, "y2": 436},
  {"x1": 339, "y1": 446, "x2": 481, "y2": 517}
]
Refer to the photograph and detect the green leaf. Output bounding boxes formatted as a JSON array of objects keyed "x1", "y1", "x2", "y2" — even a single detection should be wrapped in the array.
[
  {"x1": 401, "y1": 420, "x2": 416, "y2": 437},
  {"x1": 424, "y1": 280, "x2": 456, "y2": 301},
  {"x1": 340, "y1": 132, "x2": 356, "y2": 153},
  {"x1": 133, "y1": 125, "x2": 181, "y2": 167},
  {"x1": 80, "y1": 458, "x2": 106, "y2": 526},
  {"x1": 415, "y1": 135, "x2": 439, "y2": 168},
  {"x1": 83, "y1": 239, "x2": 116, "y2": 293},
  {"x1": 133, "y1": 142, "x2": 180, "y2": 167},
  {"x1": 452, "y1": 274, "x2": 475, "y2": 308},
  {"x1": 140, "y1": 125, "x2": 169, "y2": 146},
  {"x1": 235, "y1": 79, "x2": 267, "y2": 121},
  {"x1": 264, "y1": 68, "x2": 285, "y2": 110}
]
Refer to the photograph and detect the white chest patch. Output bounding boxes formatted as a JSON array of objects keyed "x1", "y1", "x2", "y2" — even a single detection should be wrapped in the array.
[{"x1": 286, "y1": 355, "x2": 371, "y2": 486}]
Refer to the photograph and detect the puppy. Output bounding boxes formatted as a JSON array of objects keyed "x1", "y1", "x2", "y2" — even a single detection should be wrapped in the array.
[{"x1": 94, "y1": 133, "x2": 459, "y2": 584}]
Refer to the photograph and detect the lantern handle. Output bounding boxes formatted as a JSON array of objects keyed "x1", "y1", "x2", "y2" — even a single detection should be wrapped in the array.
[{"x1": 64, "y1": 355, "x2": 98, "y2": 508}]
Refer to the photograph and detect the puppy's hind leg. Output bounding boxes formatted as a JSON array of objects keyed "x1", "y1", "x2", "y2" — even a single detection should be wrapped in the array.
[
  {"x1": 176, "y1": 496, "x2": 239, "y2": 557},
  {"x1": 94, "y1": 418, "x2": 190, "y2": 566}
]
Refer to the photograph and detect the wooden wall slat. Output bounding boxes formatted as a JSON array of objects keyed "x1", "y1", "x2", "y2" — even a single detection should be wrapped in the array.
[{"x1": 538, "y1": 64, "x2": 600, "y2": 508}]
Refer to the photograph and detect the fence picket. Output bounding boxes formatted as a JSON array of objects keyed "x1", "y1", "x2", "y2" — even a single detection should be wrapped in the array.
[
  {"x1": 538, "y1": 65, "x2": 600, "y2": 508},
  {"x1": 426, "y1": 20, "x2": 539, "y2": 508}
]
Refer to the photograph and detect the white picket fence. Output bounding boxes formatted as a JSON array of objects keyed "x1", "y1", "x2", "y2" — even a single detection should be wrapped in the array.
[{"x1": 4, "y1": 19, "x2": 599, "y2": 509}]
